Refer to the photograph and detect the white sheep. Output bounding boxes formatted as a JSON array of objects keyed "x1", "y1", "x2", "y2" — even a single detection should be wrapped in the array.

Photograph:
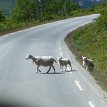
[
  {"x1": 58, "y1": 57, "x2": 72, "y2": 72},
  {"x1": 26, "y1": 54, "x2": 57, "y2": 73},
  {"x1": 82, "y1": 56, "x2": 94, "y2": 70}
]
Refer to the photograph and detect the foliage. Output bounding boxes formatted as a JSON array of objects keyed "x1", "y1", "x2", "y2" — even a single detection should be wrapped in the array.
[
  {"x1": 71, "y1": 2, "x2": 107, "y2": 90},
  {"x1": 0, "y1": 10, "x2": 5, "y2": 22},
  {"x1": 11, "y1": 0, "x2": 80, "y2": 22}
]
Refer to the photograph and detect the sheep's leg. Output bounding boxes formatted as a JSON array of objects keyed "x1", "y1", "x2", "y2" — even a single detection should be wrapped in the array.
[
  {"x1": 36, "y1": 66, "x2": 38, "y2": 73},
  {"x1": 68, "y1": 62, "x2": 72, "y2": 71},
  {"x1": 52, "y1": 65, "x2": 55, "y2": 73},
  {"x1": 71, "y1": 66, "x2": 72, "y2": 71},
  {"x1": 60, "y1": 65, "x2": 62, "y2": 72},
  {"x1": 69, "y1": 65, "x2": 72, "y2": 71},
  {"x1": 37, "y1": 66, "x2": 41, "y2": 73},
  {"x1": 84, "y1": 64, "x2": 86, "y2": 69},
  {"x1": 86, "y1": 67, "x2": 88, "y2": 70},
  {"x1": 61, "y1": 66, "x2": 63, "y2": 72},
  {"x1": 65, "y1": 65, "x2": 67, "y2": 71},
  {"x1": 46, "y1": 66, "x2": 51, "y2": 73}
]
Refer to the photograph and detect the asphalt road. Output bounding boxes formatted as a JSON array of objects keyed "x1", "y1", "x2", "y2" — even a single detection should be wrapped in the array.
[{"x1": 0, "y1": 14, "x2": 107, "y2": 107}]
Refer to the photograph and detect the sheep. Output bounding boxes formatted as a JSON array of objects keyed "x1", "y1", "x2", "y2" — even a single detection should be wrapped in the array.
[
  {"x1": 58, "y1": 57, "x2": 72, "y2": 72},
  {"x1": 82, "y1": 56, "x2": 94, "y2": 70},
  {"x1": 26, "y1": 54, "x2": 57, "y2": 73}
]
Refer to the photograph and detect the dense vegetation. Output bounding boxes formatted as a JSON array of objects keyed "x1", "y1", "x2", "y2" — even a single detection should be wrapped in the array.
[
  {"x1": 12, "y1": 0, "x2": 80, "y2": 21},
  {"x1": 0, "y1": 0, "x2": 82, "y2": 33},
  {"x1": 0, "y1": 10, "x2": 5, "y2": 22},
  {"x1": 70, "y1": 2, "x2": 107, "y2": 90}
]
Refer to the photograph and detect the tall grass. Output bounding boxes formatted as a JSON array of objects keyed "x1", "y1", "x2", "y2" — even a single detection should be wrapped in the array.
[{"x1": 70, "y1": 5, "x2": 107, "y2": 90}]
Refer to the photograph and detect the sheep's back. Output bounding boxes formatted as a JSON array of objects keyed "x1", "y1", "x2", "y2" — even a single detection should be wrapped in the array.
[
  {"x1": 59, "y1": 59, "x2": 70, "y2": 65},
  {"x1": 35, "y1": 56, "x2": 54, "y2": 66},
  {"x1": 86, "y1": 59, "x2": 94, "y2": 67}
]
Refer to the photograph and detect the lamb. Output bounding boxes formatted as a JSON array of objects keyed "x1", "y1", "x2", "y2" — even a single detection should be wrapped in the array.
[
  {"x1": 26, "y1": 54, "x2": 57, "y2": 73},
  {"x1": 58, "y1": 57, "x2": 72, "y2": 71},
  {"x1": 82, "y1": 56, "x2": 94, "y2": 70}
]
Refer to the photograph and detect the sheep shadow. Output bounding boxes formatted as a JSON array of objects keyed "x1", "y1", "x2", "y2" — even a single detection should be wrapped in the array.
[
  {"x1": 66, "y1": 69, "x2": 77, "y2": 72},
  {"x1": 40, "y1": 72, "x2": 65, "y2": 74},
  {"x1": 39, "y1": 70, "x2": 77, "y2": 74},
  {"x1": 60, "y1": 69, "x2": 77, "y2": 73}
]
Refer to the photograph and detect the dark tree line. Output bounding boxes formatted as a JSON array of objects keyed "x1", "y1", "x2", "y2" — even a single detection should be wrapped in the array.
[
  {"x1": 0, "y1": 10, "x2": 5, "y2": 22},
  {"x1": 11, "y1": 0, "x2": 80, "y2": 22}
]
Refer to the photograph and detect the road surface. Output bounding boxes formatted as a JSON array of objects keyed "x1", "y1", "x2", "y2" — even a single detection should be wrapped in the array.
[{"x1": 0, "y1": 14, "x2": 107, "y2": 107}]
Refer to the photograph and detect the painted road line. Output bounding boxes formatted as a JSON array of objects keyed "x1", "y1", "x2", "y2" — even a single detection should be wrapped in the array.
[
  {"x1": 75, "y1": 81, "x2": 83, "y2": 91},
  {"x1": 88, "y1": 102, "x2": 95, "y2": 107},
  {"x1": 58, "y1": 41, "x2": 63, "y2": 56},
  {"x1": 57, "y1": 57, "x2": 60, "y2": 65},
  {"x1": 59, "y1": 41, "x2": 61, "y2": 48},
  {"x1": 59, "y1": 47, "x2": 61, "y2": 51}
]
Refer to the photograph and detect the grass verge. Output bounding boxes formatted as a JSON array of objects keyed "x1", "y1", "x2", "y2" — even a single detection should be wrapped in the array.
[{"x1": 65, "y1": 23, "x2": 107, "y2": 92}]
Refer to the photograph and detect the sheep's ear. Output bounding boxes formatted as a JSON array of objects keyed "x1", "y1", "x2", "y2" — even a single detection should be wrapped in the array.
[
  {"x1": 26, "y1": 54, "x2": 30, "y2": 60},
  {"x1": 59, "y1": 57, "x2": 62, "y2": 60}
]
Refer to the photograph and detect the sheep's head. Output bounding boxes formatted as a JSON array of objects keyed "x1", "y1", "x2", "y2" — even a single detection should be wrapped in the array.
[
  {"x1": 59, "y1": 57, "x2": 62, "y2": 60},
  {"x1": 26, "y1": 54, "x2": 31, "y2": 60},
  {"x1": 82, "y1": 56, "x2": 87, "y2": 61}
]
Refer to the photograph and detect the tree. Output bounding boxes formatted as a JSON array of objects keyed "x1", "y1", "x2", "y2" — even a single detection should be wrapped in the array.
[
  {"x1": 0, "y1": 10, "x2": 5, "y2": 22},
  {"x1": 11, "y1": 0, "x2": 80, "y2": 22}
]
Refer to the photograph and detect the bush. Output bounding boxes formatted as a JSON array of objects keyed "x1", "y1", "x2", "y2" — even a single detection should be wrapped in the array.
[{"x1": 0, "y1": 10, "x2": 5, "y2": 22}]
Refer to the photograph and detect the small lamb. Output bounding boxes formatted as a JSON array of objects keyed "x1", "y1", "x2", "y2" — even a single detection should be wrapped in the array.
[
  {"x1": 82, "y1": 56, "x2": 94, "y2": 70},
  {"x1": 58, "y1": 57, "x2": 72, "y2": 72}
]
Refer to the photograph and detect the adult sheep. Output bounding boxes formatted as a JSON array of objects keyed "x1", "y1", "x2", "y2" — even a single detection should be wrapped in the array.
[
  {"x1": 58, "y1": 57, "x2": 72, "y2": 72},
  {"x1": 26, "y1": 54, "x2": 57, "y2": 73},
  {"x1": 82, "y1": 56, "x2": 94, "y2": 71}
]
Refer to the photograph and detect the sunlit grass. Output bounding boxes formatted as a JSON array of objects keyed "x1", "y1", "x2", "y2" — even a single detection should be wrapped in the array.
[{"x1": 70, "y1": 15, "x2": 107, "y2": 90}]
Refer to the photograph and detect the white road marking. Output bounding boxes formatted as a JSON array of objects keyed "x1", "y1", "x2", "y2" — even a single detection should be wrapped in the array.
[
  {"x1": 59, "y1": 41, "x2": 63, "y2": 57},
  {"x1": 88, "y1": 102, "x2": 95, "y2": 107},
  {"x1": 59, "y1": 41, "x2": 61, "y2": 47},
  {"x1": 59, "y1": 47, "x2": 61, "y2": 51},
  {"x1": 75, "y1": 81, "x2": 83, "y2": 91}
]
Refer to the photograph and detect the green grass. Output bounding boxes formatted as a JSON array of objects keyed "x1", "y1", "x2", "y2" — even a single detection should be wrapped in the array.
[{"x1": 69, "y1": 16, "x2": 107, "y2": 91}]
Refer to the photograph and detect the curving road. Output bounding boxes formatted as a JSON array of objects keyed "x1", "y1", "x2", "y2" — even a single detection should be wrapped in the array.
[{"x1": 0, "y1": 14, "x2": 107, "y2": 107}]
